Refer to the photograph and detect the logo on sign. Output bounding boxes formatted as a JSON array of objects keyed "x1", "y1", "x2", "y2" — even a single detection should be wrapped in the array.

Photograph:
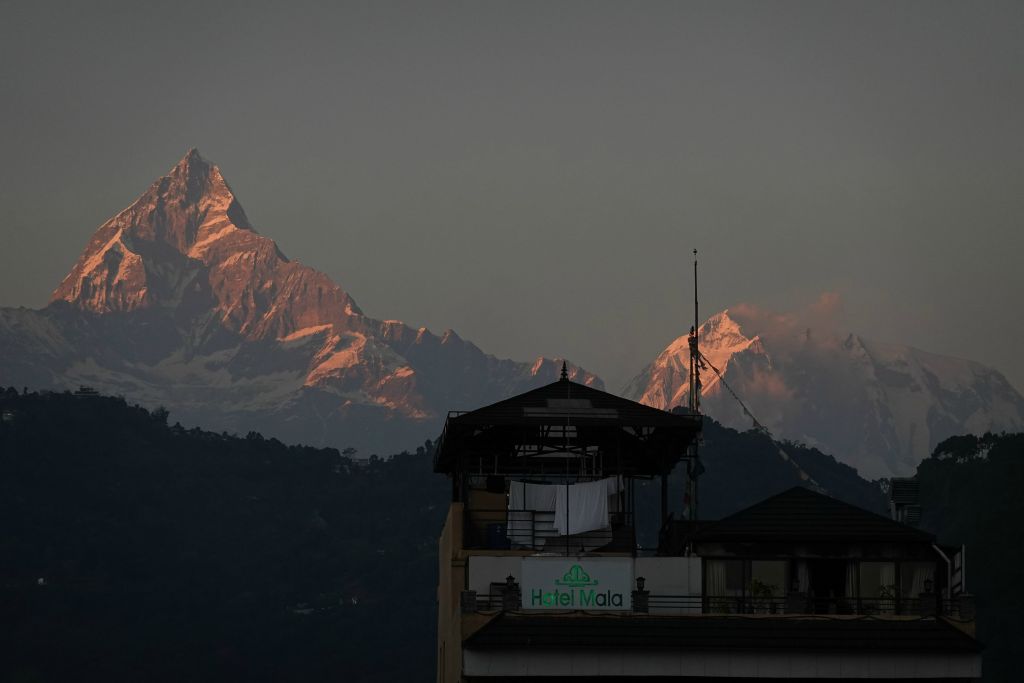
[
  {"x1": 530, "y1": 563, "x2": 624, "y2": 608},
  {"x1": 555, "y1": 565, "x2": 598, "y2": 587}
]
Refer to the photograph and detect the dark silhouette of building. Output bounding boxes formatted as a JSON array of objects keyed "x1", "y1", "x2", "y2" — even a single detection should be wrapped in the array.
[{"x1": 434, "y1": 376, "x2": 980, "y2": 681}]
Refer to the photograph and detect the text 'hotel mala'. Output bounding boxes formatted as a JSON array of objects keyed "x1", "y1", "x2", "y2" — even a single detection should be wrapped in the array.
[{"x1": 433, "y1": 372, "x2": 981, "y2": 681}]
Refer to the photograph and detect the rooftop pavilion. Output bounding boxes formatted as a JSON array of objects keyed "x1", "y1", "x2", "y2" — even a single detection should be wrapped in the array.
[{"x1": 434, "y1": 370, "x2": 703, "y2": 554}]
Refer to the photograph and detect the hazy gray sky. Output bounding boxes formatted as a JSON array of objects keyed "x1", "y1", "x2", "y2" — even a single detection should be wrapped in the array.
[{"x1": 2, "y1": 0, "x2": 1022, "y2": 392}]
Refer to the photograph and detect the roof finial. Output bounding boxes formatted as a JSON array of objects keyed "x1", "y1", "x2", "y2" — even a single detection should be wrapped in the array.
[{"x1": 560, "y1": 361, "x2": 568, "y2": 381}]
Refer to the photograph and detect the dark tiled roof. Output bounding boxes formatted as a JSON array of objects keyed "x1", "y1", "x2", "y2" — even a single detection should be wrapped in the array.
[
  {"x1": 434, "y1": 378, "x2": 700, "y2": 473},
  {"x1": 466, "y1": 614, "x2": 981, "y2": 654},
  {"x1": 444, "y1": 378, "x2": 697, "y2": 428},
  {"x1": 693, "y1": 486, "x2": 934, "y2": 543}
]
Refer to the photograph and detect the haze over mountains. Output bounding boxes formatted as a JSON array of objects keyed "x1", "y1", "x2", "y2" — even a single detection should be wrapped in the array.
[
  {"x1": 1, "y1": 150, "x2": 1021, "y2": 477},
  {"x1": 624, "y1": 309, "x2": 1024, "y2": 479},
  {"x1": 0, "y1": 150, "x2": 600, "y2": 454}
]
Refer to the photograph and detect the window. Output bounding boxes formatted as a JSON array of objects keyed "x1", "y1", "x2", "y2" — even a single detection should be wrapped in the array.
[
  {"x1": 705, "y1": 559, "x2": 744, "y2": 613},
  {"x1": 901, "y1": 562, "x2": 935, "y2": 598},
  {"x1": 750, "y1": 561, "x2": 786, "y2": 598},
  {"x1": 705, "y1": 560, "x2": 744, "y2": 596},
  {"x1": 859, "y1": 561, "x2": 896, "y2": 614},
  {"x1": 859, "y1": 562, "x2": 896, "y2": 598}
]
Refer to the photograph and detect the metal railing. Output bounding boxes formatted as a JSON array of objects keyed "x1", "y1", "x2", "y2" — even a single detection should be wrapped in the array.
[
  {"x1": 470, "y1": 592, "x2": 519, "y2": 611},
  {"x1": 647, "y1": 595, "x2": 966, "y2": 618},
  {"x1": 463, "y1": 508, "x2": 634, "y2": 553},
  {"x1": 462, "y1": 592, "x2": 971, "y2": 619}
]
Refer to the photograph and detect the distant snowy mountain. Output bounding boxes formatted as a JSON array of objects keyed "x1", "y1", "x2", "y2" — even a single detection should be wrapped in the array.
[
  {"x1": 624, "y1": 310, "x2": 1024, "y2": 479},
  {"x1": 0, "y1": 150, "x2": 601, "y2": 454}
]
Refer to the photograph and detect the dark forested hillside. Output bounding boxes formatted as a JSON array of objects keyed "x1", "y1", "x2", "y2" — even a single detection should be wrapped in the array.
[
  {"x1": 0, "y1": 388, "x2": 899, "y2": 682},
  {"x1": 632, "y1": 420, "x2": 888, "y2": 547},
  {"x1": 691, "y1": 419, "x2": 887, "y2": 516},
  {"x1": 0, "y1": 388, "x2": 448, "y2": 682},
  {"x1": 916, "y1": 432, "x2": 1024, "y2": 681}
]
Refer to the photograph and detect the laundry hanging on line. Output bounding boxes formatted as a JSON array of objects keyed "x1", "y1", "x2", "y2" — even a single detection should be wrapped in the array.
[{"x1": 507, "y1": 477, "x2": 621, "y2": 537}]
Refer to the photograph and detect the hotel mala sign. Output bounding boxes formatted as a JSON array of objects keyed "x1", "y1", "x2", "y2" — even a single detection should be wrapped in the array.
[{"x1": 521, "y1": 557, "x2": 633, "y2": 611}]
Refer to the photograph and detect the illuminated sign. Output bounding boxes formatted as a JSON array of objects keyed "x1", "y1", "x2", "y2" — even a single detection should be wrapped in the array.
[{"x1": 521, "y1": 557, "x2": 633, "y2": 611}]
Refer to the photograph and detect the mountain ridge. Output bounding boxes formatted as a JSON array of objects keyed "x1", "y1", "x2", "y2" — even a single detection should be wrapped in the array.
[{"x1": 0, "y1": 150, "x2": 602, "y2": 453}]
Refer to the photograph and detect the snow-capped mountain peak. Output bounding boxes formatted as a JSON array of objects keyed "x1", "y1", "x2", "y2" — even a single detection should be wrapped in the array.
[
  {"x1": 4, "y1": 150, "x2": 603, "y2": 455},
  {"x1": 625, "y1": 309, "x2": 765, "y2": 409},
  {"x1": 625, "y1": 308, "x2": 1024, "y2": 479},
  {"x1": 50, "y1": 149, "x2": 261, "y2": 314}
]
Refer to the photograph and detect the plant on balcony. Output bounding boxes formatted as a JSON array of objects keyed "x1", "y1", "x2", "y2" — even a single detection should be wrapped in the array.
[
  {"x1": 877, "y1": 584, "x2": 897, "y2": 614},
  {"x1": 749, "y1": 578, "x2": 779, "y2": 614}
]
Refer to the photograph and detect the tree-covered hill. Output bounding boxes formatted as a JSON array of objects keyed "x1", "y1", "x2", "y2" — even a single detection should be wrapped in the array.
[
  {"x1": 686, "y1": 418, "x2": 887, "y2": 517},
  {"x1": 916, "y1": 432, "x2": 1024, "y2": 681},
  {"x1": 0, "y1": 388, "x2": 447, "y2": 682}
]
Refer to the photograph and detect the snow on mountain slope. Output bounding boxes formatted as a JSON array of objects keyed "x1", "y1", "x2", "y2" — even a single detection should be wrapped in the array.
[
  {"x1": 625, "y1": 311, "x2": 766, "y2": 408},
  {"x1": 1, "y1": 150, "x2": 601, "y2": 454},
  {"x1": 624, "y1": 310, "x2": 1024, "y2": 479},
  {"x1": 52, "y1": 148, "x2": 363, "y2": 338}
]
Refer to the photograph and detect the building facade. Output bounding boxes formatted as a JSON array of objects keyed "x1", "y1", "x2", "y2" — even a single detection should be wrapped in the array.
[{"x1": 435, "y1": 376, "x2": 980, "y2": 681}]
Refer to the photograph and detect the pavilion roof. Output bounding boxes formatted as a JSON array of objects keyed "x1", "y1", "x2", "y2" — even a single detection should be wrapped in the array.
[{"x1": 433, "y1": 377, "x2": 701, "y2": 475}]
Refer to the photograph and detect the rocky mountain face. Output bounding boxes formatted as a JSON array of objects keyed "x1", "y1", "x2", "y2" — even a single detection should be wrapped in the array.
[
  {"x1": 0, "y1": 150, "x2": 601, "y2": 454},
  {"x1": 624, "y1": 310, "x2": 1024, "y2": 479}
]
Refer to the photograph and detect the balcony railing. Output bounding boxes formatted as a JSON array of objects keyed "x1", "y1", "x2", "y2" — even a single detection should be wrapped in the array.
[
  {"x1": 654, "y1": 594, "x2": 967, "y2": 617},
  {"x1": 463, "y1": 592, "x2": 971, "y2": 619},
  {"x1": 463, "y1": 508, "x2": 634, "y2": 554}
]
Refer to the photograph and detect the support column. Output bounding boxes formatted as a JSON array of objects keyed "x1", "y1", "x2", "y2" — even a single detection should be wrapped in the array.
[{"x1": 660, "y1": 473, "x2": 669, "y2": 526}]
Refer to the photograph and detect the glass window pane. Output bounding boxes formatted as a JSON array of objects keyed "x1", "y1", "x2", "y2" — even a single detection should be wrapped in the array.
[
  {"x1": 859, "y1": 562, "x2": 896, "y2": 598},
  {"x1": 859, "y1": 561, "x2": 896, "y2": 615},
  {"x1": 901, "y1": 562, "x2": 935, "y2": 597},
  {"x1": 750, "y1": 561, "x2": 786, "y2": 597},
  {"x1": 705, "y1": 559, "x2": 744, "y2": 614},
  {"x1": 706, "y1": 559, "x2": 744, "y2": 596}
]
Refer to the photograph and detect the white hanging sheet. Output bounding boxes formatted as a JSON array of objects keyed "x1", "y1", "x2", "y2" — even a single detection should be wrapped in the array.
[
  {"x1": 553, "y1": 478, "x2": 612, "y2": 535},
  {"x1": 525, "y1": 482, "x2": 558, "y2": 510},
  {"x1": 510, "y1": 477, "x2": 620, "y2": 539}
]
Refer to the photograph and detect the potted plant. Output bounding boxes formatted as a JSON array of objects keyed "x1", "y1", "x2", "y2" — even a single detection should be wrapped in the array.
[{"x1": 749, "y1": 578, "x2": 778, "y2": 614}]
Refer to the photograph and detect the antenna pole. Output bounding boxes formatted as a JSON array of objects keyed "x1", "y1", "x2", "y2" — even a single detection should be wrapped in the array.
[
  {"x1": 687, "y1": 249, "x2": 700, "y2": 522},
  {"x1": 687, "y1": 250, "x2": 700, "y2": 412},
  {"x1": 693, "y1": 249, "x2": 699, "y2": 413}
]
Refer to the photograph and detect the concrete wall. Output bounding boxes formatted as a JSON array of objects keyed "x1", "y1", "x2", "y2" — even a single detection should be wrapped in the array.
[{"x1": 437, "y1": 503, "x2": 465, "y2": 683}]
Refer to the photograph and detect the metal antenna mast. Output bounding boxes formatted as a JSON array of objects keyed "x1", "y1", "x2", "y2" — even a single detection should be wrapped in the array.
[
  {"x1": 686, "y1": 249, "x2": 701, "y2": 521},
  {"x1": 691, "y1": 249, "x2": 699, "y2": 412}
]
